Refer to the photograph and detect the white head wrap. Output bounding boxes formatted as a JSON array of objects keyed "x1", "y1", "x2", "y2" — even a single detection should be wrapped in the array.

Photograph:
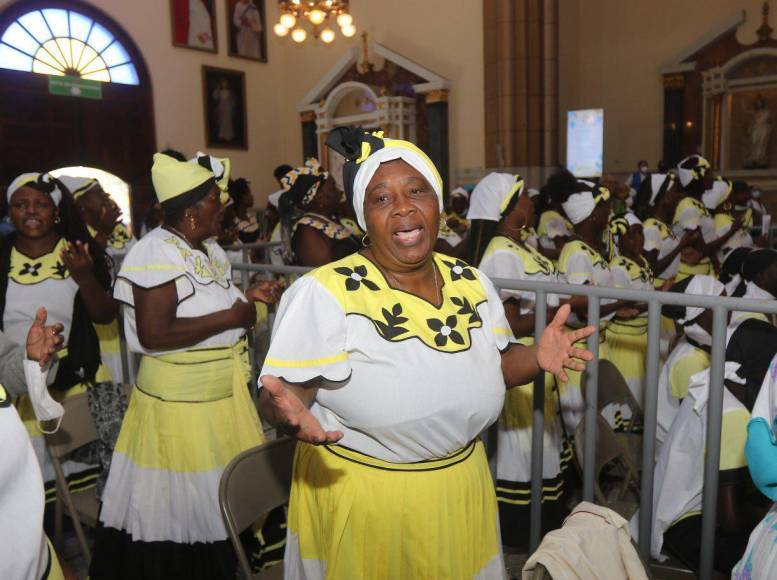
[
  {"x1": 58, "y1": 175, "x2": 99, "y2": 199},
  {"x1": 678, "y1": 274, "x2": 725, "y2": 326},
  {"x1": 267, "y1": 188, "x2": 284, "y2": 208},
  {"x1": 677, "y1": 154, "x2": 711, "y2": 188},
  {"x1": 561, "y1": 183, "x2": 611, "y2": 225},
  {"x1": 702, "y1": 178, "x2": 732, "y2": 210},
  {"x1": 352, "y1": 146, "x2": 443, "y2": 230},
  {"x1": 648, "y1": 173, "x2": 675, "y2": 206},
  {"x1": 466, "y1": 172, "x2": 519, "y2": 222},
  {"x1": 528, "y1": 188, "x2": 540, "y2": 199},
  {"x1": 451, "y1": 187, "x2": 469, "y2": 200},
  {"x1": 7, "y1": 172, "x2": 63, "y2": 206}
]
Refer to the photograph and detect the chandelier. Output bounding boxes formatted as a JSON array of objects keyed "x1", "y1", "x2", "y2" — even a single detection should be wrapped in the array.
[{"x1": 273, "y1": 1, "x2": 356, "y2": 44}]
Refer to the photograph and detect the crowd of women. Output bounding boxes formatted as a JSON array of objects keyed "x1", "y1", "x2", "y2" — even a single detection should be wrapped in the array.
[{"x1": 3, "y1": 130, "x2": 777, "y2": 580}]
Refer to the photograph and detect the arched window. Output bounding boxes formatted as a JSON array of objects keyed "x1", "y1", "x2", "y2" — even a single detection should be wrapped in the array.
[{"x1": 0, "y1": 7, "x2": 139, "y2": 85}]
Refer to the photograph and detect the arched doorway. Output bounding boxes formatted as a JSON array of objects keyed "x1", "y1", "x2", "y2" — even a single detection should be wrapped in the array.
[{"x1": 0, "y1": 0, "x2": 155, "y2": 228}]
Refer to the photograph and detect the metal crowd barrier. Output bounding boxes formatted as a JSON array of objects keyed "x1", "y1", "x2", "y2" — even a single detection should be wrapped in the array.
[{"x1": 111, "y1": 256, "x2": 777, "y2": 580}]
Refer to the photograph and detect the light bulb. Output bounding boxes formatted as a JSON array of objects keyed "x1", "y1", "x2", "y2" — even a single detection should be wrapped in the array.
[
  {"x1": 341, "y1": 23, "x2": 356, "y2": 37},
  {"x1": 321, "y1": 27, "x2": 335, "y2": 43},
  {"x1": 308, "y1": 9, "x2": 326, "y2": 25},
  {"x1": 291, "y1": 27, "x2": 307, "y2": 43},
  {"x1": 279, "y1": 13, "x2": 297, "y2": 28},
  {"x1": 336, "y1": 13, "x2": 352, "y2": 27},
  {"x1": 273, "y1": 23, "x2": 289, "y2": 37}
]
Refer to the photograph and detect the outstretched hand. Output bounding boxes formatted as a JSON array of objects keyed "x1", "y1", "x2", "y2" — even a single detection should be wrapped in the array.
[
  {"x1": 260, "y1": 375, "x2": 343, "y2": 445},
  {"x1": 25, "y1": 307, "x2": 64, "y2": 368},
  {"x1": 536, "y1": 304, "x2": 595, "y2": 383}
]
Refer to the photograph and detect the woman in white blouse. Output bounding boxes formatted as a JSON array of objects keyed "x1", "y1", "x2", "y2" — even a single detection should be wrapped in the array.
[{"x1": 258, "y1": 128, "x2": 595, "y2": 579}]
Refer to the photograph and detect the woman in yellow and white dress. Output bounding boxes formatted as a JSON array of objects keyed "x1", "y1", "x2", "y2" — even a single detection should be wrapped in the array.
[
  {"x1": 605, "y1": 213, "x2": 655, "y2": 431},
  {"x1": 2, "y1": 173, "x2": 119, "y2": 501},
  {"x1": 708, "y1": 179, "x2": 756, "y2": 265},
  {"x1": 90, "y1": 153, "x2": 281, "y2": 580},
  {"x1": 557, "y1": 178, "x2": 626, "y2": 433},
  {"x1": 477, "y1": 175, "x2": 570, "y2": 548},
  {"x1": 64, "y1": 175, "x2": 134, "y2": 385},
  {"x1": 259, "y1": 128, "x2": 596, "y2": 580}
]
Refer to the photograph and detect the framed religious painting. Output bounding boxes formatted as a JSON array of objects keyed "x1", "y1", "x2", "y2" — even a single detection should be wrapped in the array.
[
  {"x1": 202, "y1": 66, "x2": 248, "y2": 149},
  {"x1": 170, "y1": 0, "x2": 218, "y2": 53},
  {"x1": 227, "y1": 0, "x2": 268, "y2": 62}
]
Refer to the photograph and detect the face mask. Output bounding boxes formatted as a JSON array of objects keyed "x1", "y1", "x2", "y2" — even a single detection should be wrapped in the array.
[
  {"x1": 27, "y1": 369, "x2": 64, "y2": 434},
  {"x1": 639, "y1": 166, "x2": 648, "y2": 174},
  {"x1": 734, "y1": 204, "x2": 749, "y2": 211},
  {"x1": 753, "y1": 189, "x2": 763, "y2": 199},
  {"x1": 745, "y1": 418, "x2": 777, "y2": 501},
  {"x1": 684, "y1": 322, "x2": 712, "y2": 347}
]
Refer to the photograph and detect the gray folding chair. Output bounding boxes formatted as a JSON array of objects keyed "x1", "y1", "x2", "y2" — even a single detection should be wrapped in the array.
[
  {"x1": 574, "y1": 415, "x2": 641, "y2": 518},
  {"x1": 44, "y1": 391, "x2": 100, "y2": 565},
  {"x1": 219, "y1": 436, "x2": 296, "y2": 580}
]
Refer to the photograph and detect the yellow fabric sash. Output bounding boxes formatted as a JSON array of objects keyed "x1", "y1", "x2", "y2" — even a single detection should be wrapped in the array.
[{"x1": 136, "y1": 341, "x2": 250, "y2": 403}]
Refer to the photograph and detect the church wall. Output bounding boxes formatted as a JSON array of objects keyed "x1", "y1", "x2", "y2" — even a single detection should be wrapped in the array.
[
  {"x1": 558, "y1": 0, "x2": 768, "y2": 175},
  {"x1": 273, "y1": 0, "x2": 485, "y2": 191}
]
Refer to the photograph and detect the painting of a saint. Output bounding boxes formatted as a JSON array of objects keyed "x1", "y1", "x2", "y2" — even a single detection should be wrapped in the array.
[
  {"x1": 745, "y1": 94, "x2": 773, "y2": 169},
  {"x1": 227, "y1": 0, "x2": 267, "y2": 62},
  {"x1": 202, "y1": 67, "x2": 247, "y2": 149},
  {"x1": 170, "y1": 0, "x2": 217, "y2": 52}
]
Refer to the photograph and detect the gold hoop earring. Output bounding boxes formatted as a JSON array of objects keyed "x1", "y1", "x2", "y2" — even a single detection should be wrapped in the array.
[
  {"x1": 362, "y1": 234, "x2": 370, "y2": 247},
  {"x1": 54, "y1": 216, "x2": 61, "y2": 224}
]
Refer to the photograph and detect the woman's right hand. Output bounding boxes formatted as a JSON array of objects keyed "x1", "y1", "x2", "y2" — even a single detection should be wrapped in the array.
[
  {"x1": 260, "y1": 375, "x2": 344, "y2": 444},
  {"x1": 230, "y1": 299, "x2": 257, "y2": 330}
]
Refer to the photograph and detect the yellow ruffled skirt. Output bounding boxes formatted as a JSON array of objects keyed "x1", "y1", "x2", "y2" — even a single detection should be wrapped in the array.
[{"x1": 285, "y1": 439, "x2": 504, "y2": 579}]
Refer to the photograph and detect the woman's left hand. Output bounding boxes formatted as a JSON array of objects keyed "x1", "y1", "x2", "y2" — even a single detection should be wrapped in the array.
[
  {"x1": 536, "y1": 304, "x2": 595, "y2": 382},
  {"x1": 245, "y1": 280, "x2": 283, "y2": 304},
  {"x1": 60, "y1": 240, "x2": 94, "y2": 283}
]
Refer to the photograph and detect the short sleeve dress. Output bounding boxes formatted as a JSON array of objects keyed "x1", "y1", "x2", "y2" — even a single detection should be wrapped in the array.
[
  {"x1": 91, "y1": 227, "x2": 265, "y2": 579},
  {"x1": 672, "y1": 197, "x2": 715, "y2": 280},
  {"x1": 604, "y1": 255, "x2": 654, "y2": 431},
  {"x1": 478, "y1": 234, "x2": 569, "y2": 547},
  {"x1": 557, "y1": 239, "x2": 615, "y2": 432},
  {"x1": 262, "y1": 251, "x2": 514, "y2": 579}
]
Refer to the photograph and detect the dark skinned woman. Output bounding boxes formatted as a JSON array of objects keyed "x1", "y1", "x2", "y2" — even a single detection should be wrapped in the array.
[
  {"x1": 278, "y1": 158, "x2": 360, "y2": 267},
  {"x1": 556, "y1": 178, "x2": 627, "y2": 433},
  {"x1": 477, "y1": 175, "x2": 570, "y2": 548},
  {"x1": 604, "y1": 213, "x2": 654, "y2": 430},
  {"x1": 63, "y1": 175, "x2": 133, "y2": 390},
  {"x1": 90, "y1": 153, "x2": 281, "y2": 580},
  {"x1": 258, "y1": 128, "x2": 595, "y2": 579},
  {"x1": 2, "y1": 172, "x2": 118, "y2": 501},
  {"x1": 673, "y1": 155, "x2": 742, "y2": 280}
]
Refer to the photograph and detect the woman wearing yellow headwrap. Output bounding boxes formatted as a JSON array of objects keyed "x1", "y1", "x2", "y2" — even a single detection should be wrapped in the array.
[
  {"x1": 258, "y1": 127, "x2": 596, "y2": 579},
  {"x1": 90, "y1": 152, "x2": 282, "y2": 580},
  {"x1": 278, "y1": 158, "x2": 360, "y2": 267},
  {"x1": 603, "y1": 213, "x2": 654, "y2": 431}
]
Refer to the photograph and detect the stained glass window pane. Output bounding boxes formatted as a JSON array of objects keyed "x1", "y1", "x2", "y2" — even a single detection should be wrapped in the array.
[
  {"x1": 41, "y1": 9, "x2": 68, "y2": 37},
  {"x1": 32, "y1": 59, "x2": 64, "y2": 76},
  {"x1": 1, "y1": 23, "x2": 38, "y2": 56},
  {"x1": 86, "y1": 22, "x2": 113, "y2": 54},
  {"x1": 101, "y1": 41, "x2": 129, "y2": 67},
  {"x1": 81, "y1": 68, "x2": 110, "y2": 82},
  {"x1": 80, "y1": 55, "x2": 108, "y2": 78},
  {"x1": 0, "y1": 8, "x2": 138, "y2": 86},
  {"x1": 68, "y1": 12, "x2": 91, "y2": 42},
  {"x1": 0, "y1": 43, "x2": 33, "y2": 71},
  {"x1": 35, "y1": 40, "x2": 66, "y2": 71},
  {"x1": 108, "y1": 63, "x2": 138, "y2": 85},
  {"x1": 18, "y1": 11, "x2": 51, "y2": 43}
]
